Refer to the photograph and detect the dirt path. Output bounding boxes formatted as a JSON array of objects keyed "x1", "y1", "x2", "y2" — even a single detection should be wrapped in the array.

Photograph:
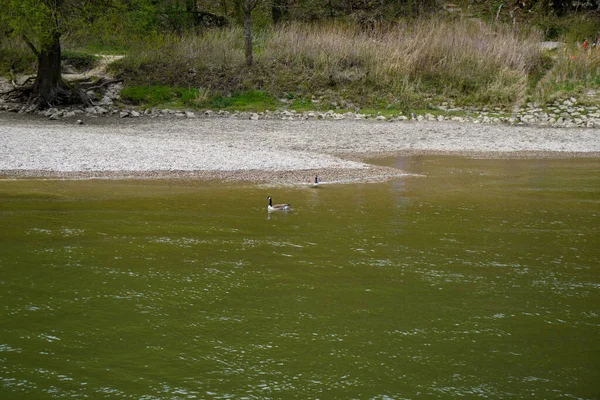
[{"x1": 62, "y1": 54, "x2": 124, "y2": 81}]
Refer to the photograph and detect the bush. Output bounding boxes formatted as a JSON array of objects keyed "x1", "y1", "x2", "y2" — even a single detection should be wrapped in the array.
[
  {"x1": 535, "y1": 49, "x2": 600, "y2": 104},
  {"x1": 61, "y1": 50, "x2": 100, "y2": 71},
  {"x1": 0, "y1": 40, "x2": 36, "y2": 75}
]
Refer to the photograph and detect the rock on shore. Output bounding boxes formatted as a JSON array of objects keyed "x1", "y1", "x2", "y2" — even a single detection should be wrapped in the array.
[
  {"x1": 2, "y1": 98, "x2": 600, "y2": 128},
  {"x1": 0, "y1": 76, "x2": 599, "y2": 128}
]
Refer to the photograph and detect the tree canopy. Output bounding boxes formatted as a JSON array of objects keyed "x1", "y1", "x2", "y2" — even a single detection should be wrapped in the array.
[{"x1": 1, "y1": 0, "x2": 122, "y2": 106}]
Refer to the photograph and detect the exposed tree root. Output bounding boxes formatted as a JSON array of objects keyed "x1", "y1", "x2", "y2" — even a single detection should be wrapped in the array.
[
  {"x1": 74, "y1": 77, "x2": 123, "y2": 91},
  {"x1": 86, "y1": 78, "x2": 123, "y2": 92},
  {"x1": 1, "y1": 79, "x2": 93, "y2": 110}
]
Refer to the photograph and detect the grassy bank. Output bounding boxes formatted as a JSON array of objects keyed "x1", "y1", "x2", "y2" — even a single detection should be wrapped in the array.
[
  {"x1": 109, "y1": 20, "x2": 545, "y2": 112},
  {"x1": 2, "y1": 18, "x2": 599, "y2": 113},
  {"x1": 536, "y1": 50, "x2": 600, "y2": 104}
]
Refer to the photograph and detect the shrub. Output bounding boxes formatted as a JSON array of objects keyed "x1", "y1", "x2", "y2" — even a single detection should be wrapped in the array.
[
  {"x1": 0, "y1": 40, "x2": 36, "y2": 75},
  {"x1": 61, "y1": 50, "x2": 100, "y2": 71},
  {"x1": 535, "y1": 49, "x2": 600, "y2": 103}
]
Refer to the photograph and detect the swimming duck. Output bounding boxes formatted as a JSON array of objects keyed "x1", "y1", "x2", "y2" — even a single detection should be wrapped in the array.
[{"x1": 267, "y1": 196, "x2": 290, "y2": 211}]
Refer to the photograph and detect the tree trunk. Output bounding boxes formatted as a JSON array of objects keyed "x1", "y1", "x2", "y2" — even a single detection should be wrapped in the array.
[
  {"x1": 33, "y1": 33, "x2": 67, "y2": 106},
  {"x1": 244, "y1": 2, "x2": 253, "y2": 66},
  {"x1": 221, "y1": 0, "x2": 228, "y2": 16}
]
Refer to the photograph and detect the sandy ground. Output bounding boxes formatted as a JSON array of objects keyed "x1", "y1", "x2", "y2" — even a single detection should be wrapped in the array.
[{"x1": 1, "y1": 113, "x2": 599, "y2": 183}]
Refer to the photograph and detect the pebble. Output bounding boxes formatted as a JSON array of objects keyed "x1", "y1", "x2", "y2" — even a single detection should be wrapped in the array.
[
  {"x1": 1, "y1": 80, "x2": 599, "y2": 128},
  {"x1": 3, "y1": 100, "x2": 600, "y2": 128}
]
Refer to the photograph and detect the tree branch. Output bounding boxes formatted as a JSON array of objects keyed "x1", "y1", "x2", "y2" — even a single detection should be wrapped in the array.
[
  {"x1": 22, "y1": 35, "x2": 40, "y2": 58},
  {"x1": 244, "y1": 0, "x2": 260, "y2": 13}
]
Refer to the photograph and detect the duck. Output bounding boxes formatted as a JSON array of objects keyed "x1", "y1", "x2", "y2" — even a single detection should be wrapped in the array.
[
  {"x1": 266, "y1": 196, "x2": 290, "y2": 211},
  {"x1": 313, "y1": 175, "x2": 319, "y2": 187}
]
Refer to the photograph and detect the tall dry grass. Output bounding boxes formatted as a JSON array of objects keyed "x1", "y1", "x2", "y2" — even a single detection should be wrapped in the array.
[
  {"x1": 112, "y1": 18, "x2": 546, "y2": 108},
  {"x1": 110, "y1": 29, "x2": 246, "y2": 90},
  {"x1": 535, "y1": 49, "x2": 600, "y2": 103},
  {"x1": 262, "y1": 19, "x2": 542, "y2": 107}
]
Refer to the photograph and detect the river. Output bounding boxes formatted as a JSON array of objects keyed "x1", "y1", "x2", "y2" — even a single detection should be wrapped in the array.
[{"x1": 1, "y1": 155, "x2": 598, "y2": 399}]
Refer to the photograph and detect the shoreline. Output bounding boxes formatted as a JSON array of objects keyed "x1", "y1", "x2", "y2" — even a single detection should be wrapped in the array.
[
  {"x1": 0, "y1": 166, "x2": 408, "y2": 184},
  {"x1": 1, "y1": 149, "x2": 599, "y2": 183},
  {"x1": 1, "y1": 115, "x2": 598, "y2": 183}
]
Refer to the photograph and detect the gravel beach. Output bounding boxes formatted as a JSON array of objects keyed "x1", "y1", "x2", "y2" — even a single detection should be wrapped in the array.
[{"x1": 1, "y1": 113, "x2": 599, "y2": 183}]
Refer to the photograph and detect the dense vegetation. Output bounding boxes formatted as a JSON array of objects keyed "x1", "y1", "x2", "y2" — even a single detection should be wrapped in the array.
[{"x1": 1, "y1": 0, "x2": 599, "y2": 111}]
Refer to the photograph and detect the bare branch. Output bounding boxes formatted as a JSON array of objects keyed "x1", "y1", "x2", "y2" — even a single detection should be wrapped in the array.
[
  {"x1": 244, "y1": 0, "x2": 260, "y2": 12},
  {"x1": 21, "y1": 35, "x2": 40, "y2": 58}
]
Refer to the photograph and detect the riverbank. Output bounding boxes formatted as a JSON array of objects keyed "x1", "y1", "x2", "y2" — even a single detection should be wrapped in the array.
[
  {"x1": 3, "y1": 90, "x2": 600, "y2": 128},
  {"x1": 1, "y1": 113, "x2": 598, "y2": 183}
]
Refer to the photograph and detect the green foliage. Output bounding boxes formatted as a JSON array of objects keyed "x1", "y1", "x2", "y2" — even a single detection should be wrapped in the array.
[
  {"x1": 0, "y1": 40, "x2": 36, "y2": 74},
  {"x1": 559, "y1": 15, "x2": 600, "y2": 44},
  {"x1": 61, "y1": 50, "x2": 99, "y2": 71},
  {"x1": 2, "y1": 0, "x2": 599, "y2": 112},
  {"x1": 226, "y1": 90, "x2": 278, "y2": 110},
  {"x1": 108, "y1": 20, "x2": 548, "y2": 111},
  {"x1": 288, "y1": 96, "x2": 314, "y2": 111},
  {"x1": 120, "y1": 85, "x2": 277, "y2": 111},
  {"x1": 208, "y1": 94, "x2": 233, "y2": 109},
  {"x1": 523, "y1": 12, "x2": 600, "y2": 42},
  {"x1": 528, "y1": 52, "x2": 555, "y2": 92},
  {"x1": 203, "y1": 91, "x2": 279, "y2": 111},
  {"x1": 121, "y1": 86, "x2": 181, "y2": 106},
  {"x1": 534, "y1": 50, "x2": 600, "y2": 104},
  {"x1": 2, "y1": 0, "x2": 56, "y2": 47}
]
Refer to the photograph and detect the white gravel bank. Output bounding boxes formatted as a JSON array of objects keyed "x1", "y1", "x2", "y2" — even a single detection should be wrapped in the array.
[{"x1": 1, "y1": 114, "x2": 598, "y2": 182}]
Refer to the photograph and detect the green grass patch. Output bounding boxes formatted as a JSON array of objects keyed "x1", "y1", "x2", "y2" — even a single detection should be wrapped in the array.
[
  {"x1": 199, "y1": 90, "x2": 279, "y2": 111},
  {"x1": 121, "y1": 86, "x2": 205, "y2": 108},
  {"x1": 121, "y1": 86, "x2": 278, "y2": 111},
  {"x1": 121, "y1": 86, "x2": 182, "y2": 106},
  {"x1": 207, "y1": 94, "x2": 233, "y2": 109},
  {"x1": 193, "y1": 90, "x2": 279, "y2": 111},
  {"x1": 225, "y1": 91, "x2": 278, "y2": 111},
  {"x1": 78, "y1": 42, "x2": 129, "y2": 55}
]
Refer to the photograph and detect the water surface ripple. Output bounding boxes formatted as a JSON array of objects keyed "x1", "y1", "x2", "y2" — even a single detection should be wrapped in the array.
[{"x1": 1, "y1": 156, "x2": 598, "y2": 399}]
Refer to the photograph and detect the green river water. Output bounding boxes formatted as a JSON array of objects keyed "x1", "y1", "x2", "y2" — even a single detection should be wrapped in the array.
[{"x1": 1, "y1": 156, "x2": 599, "y2": 399}]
